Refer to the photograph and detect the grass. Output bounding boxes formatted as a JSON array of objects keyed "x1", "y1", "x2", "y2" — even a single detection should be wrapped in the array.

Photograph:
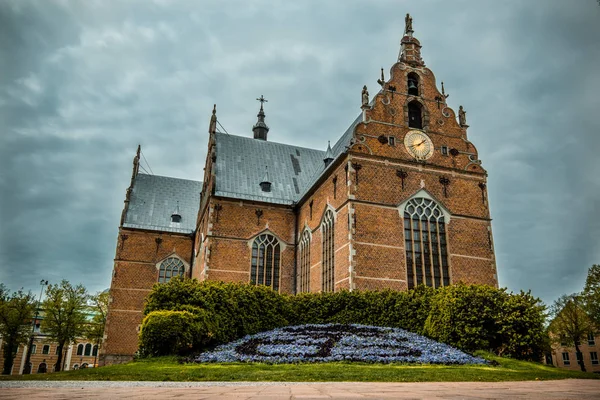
[{"x1": 1, "y1": 352, "x2": 598, "y2": 382}]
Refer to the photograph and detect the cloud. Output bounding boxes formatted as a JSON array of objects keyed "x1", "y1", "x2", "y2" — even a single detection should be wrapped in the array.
[{"x1": 0, "y1": 0, "x2": 599, "y2": 305}]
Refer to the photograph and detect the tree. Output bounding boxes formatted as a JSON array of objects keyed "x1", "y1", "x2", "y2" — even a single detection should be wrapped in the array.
[
  {"x1": 0, "y1": 284, "x2": 36, "y2": 375},
  {"x1": 42, "y1": 280, "x2": 88, "y2": 372},
  {"x1": 85, "y1": 290, "x2": 109, "y2": 362},
  {"x1": 582, "y1": 265, "x2": 600, "y2": 327},
  {"x1": 548, "y1": 294, "x2": 595, "y2": 372}
]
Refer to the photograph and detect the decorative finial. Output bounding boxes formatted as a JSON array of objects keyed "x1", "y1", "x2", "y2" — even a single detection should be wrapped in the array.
[
  {"x1": 361, "y1": 85, "x2": 369, "y2": 107},
  {"x1": 253, "y1": 96, "x2": 270, "y2": 140},
  {"x1": 441, "y1": 82, "x2": 449, "y2": 99},
  {"x1": 458, "y1": 105, "x2": 468, "y2": 127},
  {"x1": 377, "y1": 68, "x2": 385, "y2": 87},
  {"x1": 405, "y1": 13, "x2": 413, "y2": 35},
  {"x1": 208, "y1": 104, "x2": 217, "y2": 134}
]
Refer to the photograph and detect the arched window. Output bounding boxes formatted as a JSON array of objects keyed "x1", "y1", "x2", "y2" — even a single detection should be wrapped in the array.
[
  {"x1": 404, "y1": 197, "x2": 449, "y2": 289},
  {"x1": 298, "y1": 230, "x2": 311, "y2": 293},
  {"x1": 92, "y1": 345, "x2": 98, "y2": 357},
  {"x1": 408, "y1": 101, "x2": 423, "y2": 129},
  {"x1": 158, "y1": 257, "x2": 185, "y2": 283},
  {"x1": 76, "y1": 344, "x2": 84, "y2": 356},
  {"x1": 321, "y1": 210, "x2": 335, "y2": 292},
  {"x1": 250, "y1": 234, "x2": 281, "y2": 291},
  {"x1": 37, "y1": 363, "x2": 47, "y2": 374},
  {"x1": 84, "y1": 343, "x2": 92, "y2": 356},
  {"x1": 407, "y1": 72, "x2": 419, "y2": 96}
]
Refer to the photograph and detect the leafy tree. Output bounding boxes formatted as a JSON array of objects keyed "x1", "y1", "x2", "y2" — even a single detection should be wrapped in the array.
[
  {"x1": 548, "y1": 294, "x2": 594, "y2": 372},
  {"x1": 582, "y1": 265, "x2": 600, "y2": 327},
  {"x1": 0, "y1": 284, "x2": 36, "y2": 375},
  {"x1": 85, "y1": 290, "x2": 109, "y2": 356},
  {"x1": 42, "y1": 280, "x2": 88, "y2": 372}
]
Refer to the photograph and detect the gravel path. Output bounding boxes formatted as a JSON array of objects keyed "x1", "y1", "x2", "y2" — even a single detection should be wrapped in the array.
[{"x1": 1, "y1": 379, "x2": 599, "y2": 399}]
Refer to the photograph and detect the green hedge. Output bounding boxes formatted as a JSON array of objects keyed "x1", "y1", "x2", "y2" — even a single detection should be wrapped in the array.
[{"x1": 140, "y1": 279, "x2": 546, "y2": 360}]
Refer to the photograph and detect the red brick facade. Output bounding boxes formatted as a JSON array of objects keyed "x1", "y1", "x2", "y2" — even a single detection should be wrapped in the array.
[{"x1": 101, "y1": 25, "x2": 498, "y2": 365}]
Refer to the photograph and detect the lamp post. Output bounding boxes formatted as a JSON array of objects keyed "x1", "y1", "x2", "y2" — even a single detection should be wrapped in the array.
[{"x1": 22, "y1": 280, "x2": 48, "y2": 374}]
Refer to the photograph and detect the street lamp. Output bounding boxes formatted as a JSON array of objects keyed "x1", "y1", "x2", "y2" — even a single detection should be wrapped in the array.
[{"x1": 22, "y1": 279, "x2": 48, "y2": 375}]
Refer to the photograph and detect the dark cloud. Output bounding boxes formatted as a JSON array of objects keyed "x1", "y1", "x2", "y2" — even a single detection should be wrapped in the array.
[{"x1": 1, "y1": 0, "x2": 598, "y2": 306}]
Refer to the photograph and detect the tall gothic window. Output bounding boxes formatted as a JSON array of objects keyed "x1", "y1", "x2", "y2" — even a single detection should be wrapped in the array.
[
  {"x1": 251, "y1": 234, "x2": 281, "y2": 291},
  {"x1": 298, "y1": 230, "x2": 311, "y2": 293},
  {"x1": 158, "y1": 257, "x2": 185, "y2": 283},
  {"x1": 404, "y1": 198, "x2": 449, "y2": 289},
  {"x1": 322, "y1": 210, "x2": 335, "y2": 292},
  {"x1": 408, "y1": 101, "x2": 423, "y2": 129}
]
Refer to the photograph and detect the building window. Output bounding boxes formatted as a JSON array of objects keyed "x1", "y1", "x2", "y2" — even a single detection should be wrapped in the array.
[
  {"x1": 298, "y1": 230, "x2": 311, "y2": 293},
  {"x1": 77, "y1": 344, "x2": 84, "y2": 356},
  {"x1": 322, "y1": 210, "x2": 335, "y2": 292},
  {"x1": 55, "y1": 346, "x2": 60, "y2": 355},
  {"x1": 388, "y1": 136, "x2": 396, "y2": 146},
  {"x1": 92, "y1": 345, "x2": 98, "y2": 357},
  {"x1": 404, "y1": 197, "x2": 449, "y2": 289},
  {"x1": 37, "y1": 363, "x2": 47, "y2": 374},
  {"x1": 30, "y1": 344, "x2": 37, "y2": 354},
  {"x1": 42, "y1": 345, "x2": 50, "y2": 355},
  {"x1": 408, "y1": 101, "x2": 423, "y2": 129},
  {"x1": 407, "y1": 72, "x2": 419, "y2": 96},
  {"x1": 560, "y1": 336, "x2": 567, "y2": 346},
  {"x1": 250, "y1": 234, "x2": 281, "y2": 291},
  {"x1": 588, "y1": 332, "x2": 596, "y2": 346},
  {"x1": 84, "y1": 343, "x2": 92, "y2": 356},
  {"x1": 591, "y1": 352, "x2": 599, "y2": 365},
  {"x1": 562, "y1": 352, "x2": 570, "y2": 366},
  {"x1": 158, "y1": 257, "x2": 185, "y2": 283},
  {"x1": 441, "y1": 146, "x2": 448, "y2": 156}
]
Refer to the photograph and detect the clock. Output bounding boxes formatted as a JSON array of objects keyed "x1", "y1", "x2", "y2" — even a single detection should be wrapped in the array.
[{"x1": 404, "y1": 130, "x2": 434, "y2": 160}]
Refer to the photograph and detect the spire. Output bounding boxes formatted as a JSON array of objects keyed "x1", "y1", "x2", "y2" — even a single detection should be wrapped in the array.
[
  {"x1": 398, "y1": 13, "x2": 424, "y2": 67},
  {"x1": 323, "y1": 141, "x2": 334, "y2": 166},
  {"x1": 252, "y1": 95, "x2": 270, "y2": 140},
  {"x1": 208, "y1": 104, "x2": 217, "y2": 134},
  {"x1": 259, "y1": 166, "x2": 272, "y2": 192}
]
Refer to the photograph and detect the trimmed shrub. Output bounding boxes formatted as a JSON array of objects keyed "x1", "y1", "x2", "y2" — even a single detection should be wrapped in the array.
[
  {"x1": 423, "y1": 284, "x2": 546, "y2": 360},
  {"x1": 139, "y1": 309, "x2": 215, "y2": 356}
]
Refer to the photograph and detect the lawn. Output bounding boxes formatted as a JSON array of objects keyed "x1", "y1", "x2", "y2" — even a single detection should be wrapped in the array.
[{"x1": 1, "y1": 352, "x2": 598, "y2": 382}]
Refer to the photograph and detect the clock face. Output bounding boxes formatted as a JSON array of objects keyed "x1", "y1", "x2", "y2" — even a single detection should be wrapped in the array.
[{"x1": 404, "y1": 130, "x2": 434, "y2": 160}]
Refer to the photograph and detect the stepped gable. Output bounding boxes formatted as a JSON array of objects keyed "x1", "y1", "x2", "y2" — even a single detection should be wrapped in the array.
[{"x1": 122, "y1": 173, "x2": 202, "y2": 233}]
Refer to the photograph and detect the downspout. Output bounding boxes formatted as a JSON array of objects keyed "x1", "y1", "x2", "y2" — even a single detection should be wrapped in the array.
[{"x1": 293, "y1": 201, "x2": 298, "y2": 295}]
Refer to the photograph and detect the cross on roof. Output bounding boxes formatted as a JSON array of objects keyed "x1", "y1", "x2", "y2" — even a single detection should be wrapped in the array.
[{"x1": 256, "y1": 95, "x2": 268, "y2": 105}]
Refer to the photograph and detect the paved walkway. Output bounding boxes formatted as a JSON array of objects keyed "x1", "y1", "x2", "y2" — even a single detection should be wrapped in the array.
[{"x1": 1, "y1": 380, "x2": 599, "y2": 399}]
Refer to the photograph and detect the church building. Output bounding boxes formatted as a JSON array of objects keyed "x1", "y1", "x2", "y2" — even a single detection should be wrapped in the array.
[{"x1": 101, "y1": 15, "x2": 498, "y2": 365}]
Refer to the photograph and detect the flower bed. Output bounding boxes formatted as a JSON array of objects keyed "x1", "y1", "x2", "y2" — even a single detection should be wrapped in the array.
[{"x1": 195, "y1": 324, "x2": 487, "y2": 364}]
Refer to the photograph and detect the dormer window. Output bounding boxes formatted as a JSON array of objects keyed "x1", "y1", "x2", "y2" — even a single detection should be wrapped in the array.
[
  {"x1": 407, "y1": 72, "x2": 419, "y2": 96},
  {"x1": 171, "y1": 214, "x2": 181, "y2": 223}
]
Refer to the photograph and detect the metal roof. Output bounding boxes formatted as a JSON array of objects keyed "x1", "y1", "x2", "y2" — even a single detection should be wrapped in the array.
[
  {"x1": 214, "y1": 132, "x2": 327, "y2": 205},
  {"x1": 123, "y1": 173, "x2": 202, "y2": 234}
]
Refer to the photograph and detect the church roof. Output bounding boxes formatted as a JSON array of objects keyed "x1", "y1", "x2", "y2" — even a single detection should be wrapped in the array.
[
  {"x1": 214, "y1": 132, "x2": 325, "y2": 205},
  {"x1": 123, "y1": 173, "x2": 202, "y2": 234},
  {"x1": 213, "y1": 113, "x2": 361, "y2": 205}
]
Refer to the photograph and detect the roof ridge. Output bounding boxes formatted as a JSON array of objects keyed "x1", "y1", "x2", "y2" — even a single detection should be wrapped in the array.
[{"x1": 214, "y1": 132, "x2": 326, "y2": 154}]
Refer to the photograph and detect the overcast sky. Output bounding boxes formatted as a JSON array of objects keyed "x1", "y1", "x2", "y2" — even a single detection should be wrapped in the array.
[{"x1": 1, "y1": 0, "x2": 599, "y2": 307}]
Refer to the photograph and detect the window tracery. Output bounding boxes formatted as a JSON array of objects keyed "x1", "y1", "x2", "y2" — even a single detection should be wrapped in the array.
[
  {"x1": 322, "y1": 210, "x2": 335, "y2": 292},
  {"x1": 158, "y1": 257, "x2": 185, "y2": 283},
  {"x1": 298, "y1": 230, "x2": 311, "y2": 293},
  {"x1": 404, "y1": 197, "x2": 449, "y2": 288},
  {"x1": 251, "y1": 234, "x2": 281, "y2": 291}
]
